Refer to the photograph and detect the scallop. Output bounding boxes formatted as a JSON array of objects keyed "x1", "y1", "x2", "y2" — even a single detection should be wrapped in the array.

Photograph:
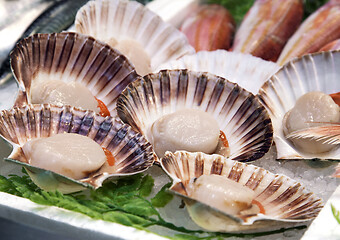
[
  {"x1": 117, "y1": 69, "x2": 273, "y2": 161},
  {"x1": 0, "y1": 104, "x2": 155, "y2": 194},
  {"x1": 258, "y1": 50, "x2": 340, "y2": 160},
  {"x1": 160, "y1": 151, "x2": 323, "y2": 232},
  {"x1": 10, "y1": 32, "x2": 140, "y2": 118},
  {"x1": 282, "y1": 91, "x2": 340, "y2": 154},
  {"x1": 75, "y1": 0, "x2": 195, "y2": 76},
  {"x1": 156, "y1": 50, "x2": 280, "y2": 94}
]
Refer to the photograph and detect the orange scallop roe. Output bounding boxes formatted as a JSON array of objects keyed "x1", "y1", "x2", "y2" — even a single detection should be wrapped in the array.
[
  {"x1": 95, "y1": 97, "x2": 110, "y2": 117},
  {"x1": 330, "y1": 92, "x2": 340, "y2": 107},
  {"x1": 102, "y1": 147, "x2": 115, "y2": 166},
  {"x1": 219, "y1": 130, "x2": 229, "y2": 148},
  {"x1": 252, "y1": 199, "x2": 266, "y2": 214}
]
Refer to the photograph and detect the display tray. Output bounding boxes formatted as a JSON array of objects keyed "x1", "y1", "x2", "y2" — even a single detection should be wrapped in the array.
[{"x1": 0, "y1": 0, "x2": 339, "y2": 239}]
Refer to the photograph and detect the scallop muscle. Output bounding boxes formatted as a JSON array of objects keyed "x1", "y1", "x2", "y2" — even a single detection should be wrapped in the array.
[
  {"x1": 31, "y1": 80, "x2": 99, "y2": 113},
  {"x1": 283, "y1": 91, "x2": 340, "y2": 153},
  {"x1": 186, "y1": 174, "x2": 255, "y2": 216},
  {"x1": 22, "y1": 133, "x2": 106, "y2": 180},
  {"x1": 147, "y1": 109, "x2": 220, "y2": 157}
]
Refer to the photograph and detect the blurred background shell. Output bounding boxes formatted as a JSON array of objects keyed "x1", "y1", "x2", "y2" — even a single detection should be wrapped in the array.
[
  {"x1": 0, "y1": 104, "x2": 155, "y2": 193},
  {"x1": 10, "y1": 32, "x2": 139, "y2": 118},
  {"x1": 117, "y1": 69, "x2": 273, "y2": 162},
  {"x1": 157, "y1": 50, "x2": 280, "y2": 94},
  {"x1": 75, "y1": 0, "x2": 195, "y2": 75},
  {"x1": 258, "y1": 50, "x2": 340, "y2": 160},
  {"x1": 161, "y1": 151, "x2": 323, "y2": 232}
]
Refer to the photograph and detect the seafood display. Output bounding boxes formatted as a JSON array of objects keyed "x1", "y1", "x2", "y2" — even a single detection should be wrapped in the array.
[
  {"x1": 157, "y1": 50, "x2": 280, "y2": 94},
  {"x1": 278, "y1": 0, "x2": 340, "y2": 65},
  {"x1": 179, "y1": 4, "x2": 235, "y2": 51},
  {"x1": 117, "y1": 69, "x2": 273, "y2": 161},
  {"x1": 75, "y1": 0, "x2": 195, "y2": 76},
  {"x1": 10, "y1": 32, "x2": 139, "y2": 118},
  {"x1": 161, "y1": 151, "x2": 323, "y2": 232},
  {"x1": 1, "y1": 0, "x2": 340, "y2": 238},
  {"x1": 0, "y1": 104, "x2": 155, "y2": 193},
  {"x1": 258, "y1": 50, "x2": 340, "y2": 159},
  {"x1": 232, "y1": 0, "x2": 303, "y2": 62}
]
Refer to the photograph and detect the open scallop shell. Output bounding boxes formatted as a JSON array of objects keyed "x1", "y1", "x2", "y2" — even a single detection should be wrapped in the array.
[
  {"x1": 0, "y1": 104, "x2": 155, "y2": 193},
  {"x1": 258, "y1": 50, "x2": 340, "y2": 160},
  {"x1": 10, "y1": 32, "x2": 140, "y2": 118},
  {"x1": 156, "y1": 50, "x2": 280, "y2": 94},
  {"x1": 75, "y1": 0, "x2": 195, "y2": 75},
  {"x1": 117, "y1": 69, "x2": 273, "y2": 162},
  {"x1": 161, "y1": 151, "x2": 323, "y2": 232}
]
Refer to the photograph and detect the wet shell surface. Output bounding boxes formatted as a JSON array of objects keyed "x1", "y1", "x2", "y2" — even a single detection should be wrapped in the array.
[
  {"x1": 117, "y1": 69, "x2": 273, "y2": 162},
  {"x1": 258, "y1": 50, "x2": 340, "y2": 160},
  {"x1": 157, "y1": 50, "x2": 280, "y2": 94},
  {"x1": 161, "y1": 151, "x2": 323, "y2": 232},
  {"x1": 10, "y1": 32, "x2": 140, "y2": 118},
  {"x1": 0, "y1": 104, "x2": 155, "y2": 193},
  {"x1": 75, "y1": 0, "x2": 195, "y2": 75}
]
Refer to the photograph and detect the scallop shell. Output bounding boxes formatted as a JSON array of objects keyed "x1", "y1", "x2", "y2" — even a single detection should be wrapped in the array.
[
  {"x1": 258, "y1": 50, "x2": 340, "y2": 160},
  {"x1": 117, "y1": 69, "x2": 273, "y2": 162},
  {"x1": 74, "y1": 0, "x2": 195, "y2": 74},
  {"x1": 0, "y1": 104, "x2": 155, "y2": 194},
  {"x1": 161, "y1": 151, "x2": 323, "y2": 232},
  {"x1": 10, "y1": 32, "x2": 140, "y2": 118},
  {"x1": 157, "y1": 50, "x2": 280, "y2": 94}
]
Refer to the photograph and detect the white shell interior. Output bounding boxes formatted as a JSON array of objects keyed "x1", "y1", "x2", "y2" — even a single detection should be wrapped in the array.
[
  {"x1": 75, "y1": 0, "x2": 195, "y2": 74},
  {"x1": 157, "y1": 50, "x2": 280, "y2": 94}
]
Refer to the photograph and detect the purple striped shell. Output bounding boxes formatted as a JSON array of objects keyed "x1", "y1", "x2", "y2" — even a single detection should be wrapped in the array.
[
  {"x1": 0, "y1": 104, "x2": 155, "y2": 193},
  {"x1": 117, "y1": 69, "x2": 273, "y2": 162},
  {"x1": 161, "y1": 151, "x2": 323, "y2": 232}
]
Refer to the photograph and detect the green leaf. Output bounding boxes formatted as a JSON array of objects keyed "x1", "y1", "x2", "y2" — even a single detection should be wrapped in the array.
[
  {"x1": 204, "y1": 0, "x2": 254, "y2": 25},
  {"x1": 121, "y1": 198, "x2": 158, "y2": 217},
  {"x1": 331, "y1": 204, "x2": 340, "y2": 224},
  {"x1": 303, "y1": 0, "x2": 328, "y2": 19},
  {"x1": 0, "y1": 173, "x2": 309, "y2": 239},
  {"x1": 151, "y1": 182, "x2": 173, "y2": 208},
  {"x1": 102, "y1": 211, "x2": 150, "y2": 227},
  {"x1": 139, "y1": 175, "x2": 154, "y2": 197}
]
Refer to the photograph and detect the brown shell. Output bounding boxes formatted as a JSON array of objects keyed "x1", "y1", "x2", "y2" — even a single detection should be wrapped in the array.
[
  {"x1": 10, "y1": 32, "x2": 140, "y2": 117},
  {"x1": 161, "y1": 151, "x2": 323, "y2": 231},
  {"x1": 0, "y1": 104, "x2": 155, "y2": 193},
  {"x1": 117, "y1": 69, "x2": 273, "y2": 162}
]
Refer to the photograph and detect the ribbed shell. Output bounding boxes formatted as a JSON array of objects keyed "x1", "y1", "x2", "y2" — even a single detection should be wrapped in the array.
[
  {"x1": 232, "y1": 0, "x2": 303, "y2": 62},
  {"x1": 10, "y1": 32, "x2": 140, "y2": 117},
  {"x1": 157, "y1": 50, "x2": 280, "y2": 94},
  {"x1": 161, "y1": 151, "x2": 323, "y2": 231},
  {"x1": 75, "y1": 0, "x2": 195, "y2": 72},
  {"x1": 117, "y1": 69, "x2": 273, "y2": 162},
  {"x1": 258, "y1": 50, "x2": 340, "y2": 160},
  {"x1": 0, "y1": 104, "x2": 155, "y2": 193}
]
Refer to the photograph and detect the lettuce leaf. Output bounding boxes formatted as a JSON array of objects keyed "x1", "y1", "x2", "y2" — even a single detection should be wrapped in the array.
[
  {"x1": 331, "y1": 204, "x2": 340, "y2": 224},
  {"x1": 0, "y1": 171, "x2": 307, "y2": 239}
]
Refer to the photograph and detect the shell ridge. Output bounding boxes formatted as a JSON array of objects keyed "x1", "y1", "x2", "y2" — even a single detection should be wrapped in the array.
[{"x1": 206, "y1": 78, "x2": 225, "y2": 113}]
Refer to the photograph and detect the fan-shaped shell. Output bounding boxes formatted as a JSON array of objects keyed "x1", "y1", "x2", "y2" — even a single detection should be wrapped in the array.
[
  {"x1": 258, "y1": 50, "x2": 340, "y2": 160},
  {"x1": 10, "y1": 32, "x2": 140, "y2": 118},
  {"x1": 157, "y1": 50, "x2": 280, "y2": 94},
  {"x1": 161, "y1": 151, "x2": 323, "y2": 232},
  {"x1": 0, "y1": 104, "x2": 155, "y2": 193},
  {"x1": 117, "y1": 69, "x2": 273, "y2": 162},
  {"x1": 75, "y1": 0, "x2": 195, "y2": 75}
]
